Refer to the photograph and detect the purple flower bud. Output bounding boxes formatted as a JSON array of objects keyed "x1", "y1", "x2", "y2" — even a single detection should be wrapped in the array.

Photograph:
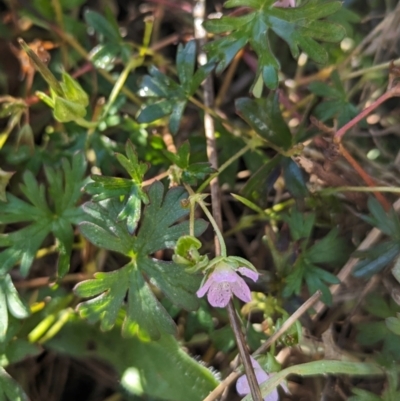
[{"x1": 196, "y1": 264, "x2": 259, "y2": 308}]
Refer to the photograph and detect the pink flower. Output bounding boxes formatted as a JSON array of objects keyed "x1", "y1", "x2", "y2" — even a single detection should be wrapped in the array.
[
  {"x1": 274, "y1": 0, "x2": 296, "y2": 7},
  {"x1": 236, "y1": 357, "x2": 281, "y2": 401},
  {"x1": 196, "y1": 263, "x2": 259, "y2": 308}
]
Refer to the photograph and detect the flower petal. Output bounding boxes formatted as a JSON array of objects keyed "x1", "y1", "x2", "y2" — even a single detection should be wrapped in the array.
[
  {"x1": 207, "y1": 281, "x2": 232, "y2": 307},
  {"x1": 211, "y1": 268, "x2": 239, "y2": 283},
  {"x1": 196, "y1": 275, "x2": 214, "y2": 298},
  {"x1": 236, "y1": 374, "x2": 250, "y2": 396},
  {"x1": 237, "y1": 267, "x2": 259, "y2": 282},
  {"x1": 274, "y1": 0, "x2": 295, "y2": 7},
  {"x1": 230, "y1": 274, "x2": 252, "y2": 303}
]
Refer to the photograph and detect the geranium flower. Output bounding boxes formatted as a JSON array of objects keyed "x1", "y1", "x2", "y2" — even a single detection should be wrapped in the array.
[
  {"x1": 274, "y1": 0, "x2": 296, "y2": 7},
  {"x1": 196, "y1": 263, "x2": 259, "y2": 308},
  {"x1": 236, "y1": 357, "x2": 286, "y2": 401}
]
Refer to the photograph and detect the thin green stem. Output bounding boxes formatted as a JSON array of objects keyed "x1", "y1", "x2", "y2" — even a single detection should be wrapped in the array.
[
  {"x1": 319, "y1": 186, "x2": 400, "y2": 194},
  {"x1": 197, "y1": 142, "x2": 253, "y2": 194},
  {"x1": 197, "y1": 199, "x2": 227, "y2": 258},
  {"x1": 343, "y1": 57, "x2": 400, "y2": 81},
  {"x1": 189, "y1": 201, "x2": 195, "y2": 237},
  {"x1": 101, "y1": 57, "x2": 142, "y2": 119},
  {"x1": 75, "y1": 117, "x2": 99, "y2": 129}
]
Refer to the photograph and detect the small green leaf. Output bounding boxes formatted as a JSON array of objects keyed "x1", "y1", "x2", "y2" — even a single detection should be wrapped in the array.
[
  {"x1": 1, "y1": 275, "x2": 29, "y2": 319},
  {"x1": 176, "y1": 40, "x2": 196, "y2": 88},
  {"x1": 282, "y1": 158, "x2": 308, "y2": 198},
  {"x1": 0, "y1": 367, "x2": 29, "y2": 401},
  {"x1": 386, "y1": 314, "x2": 400, "y2": 336},
  {"x1": 89, "y1": 43, "x2": 119, "y2": 70},
  {"x1": 137, "y1": 100, "x2": 172, "y2": 123},
  {"x1": 60, "y1": 72, "x2": 89, "y2": 107},
  {"x1": 53, "y1": 96, "x2": 87, "y2": 122},
  {"x1": 84, "y1": 9, "x2": 121, "y2": 42},
  {"x1": 236, "y1": 93, "x2": 292, "y2": 150}
]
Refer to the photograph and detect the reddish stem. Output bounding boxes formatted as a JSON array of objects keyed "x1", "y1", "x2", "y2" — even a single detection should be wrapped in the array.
[
  {"x1": 334, "y1": 85, "x2": 400, "y2": 142},
  {"x1": 339, "y1": 143, "x2": 391, "y2": 211}
]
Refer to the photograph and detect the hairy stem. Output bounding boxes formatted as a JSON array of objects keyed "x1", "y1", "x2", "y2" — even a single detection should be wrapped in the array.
[{"x1": 194, "y1": 1, "x2": 262, "y2": 401}]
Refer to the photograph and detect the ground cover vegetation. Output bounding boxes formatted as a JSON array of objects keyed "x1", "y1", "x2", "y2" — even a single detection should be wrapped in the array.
[{"x1": 1, "y1": 0, "x2": 400, "y2": 400}]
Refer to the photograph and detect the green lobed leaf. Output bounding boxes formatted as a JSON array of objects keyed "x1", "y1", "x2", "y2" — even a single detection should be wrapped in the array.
[
  {"x1": 0, "y1": 155, "x2": 86, "y2": 278},
  {"x1": 77, "y1": 182, "x2": 208, "y2": 339},
  {"x1": 46, "y1": 317, "x2": 219, "y2": 401},
  {"x1": 205, "y1": 0, "x2": 345, "y2": 89}
]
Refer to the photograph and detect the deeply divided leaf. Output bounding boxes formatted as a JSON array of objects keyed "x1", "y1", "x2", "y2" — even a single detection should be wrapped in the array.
[{"x1": 76, "y1": 182, "x2": 207, "y2": 339}]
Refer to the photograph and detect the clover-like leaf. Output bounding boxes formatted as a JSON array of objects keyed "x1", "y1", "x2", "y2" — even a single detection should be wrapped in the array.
[
  {"x1": 0, "y1": 153, "x2": 86, "y2": 278},
  {"x1": 205, "y1": 0, "x2": 345, "y2": 91},
  {"x1": 138, "y1": 41, "x2": 215, "y2": 134},
  {"x1": 75, "y1": 182, "x2": 208, "y2": 339}
]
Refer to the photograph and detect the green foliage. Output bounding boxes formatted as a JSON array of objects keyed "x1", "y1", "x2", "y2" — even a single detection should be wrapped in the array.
[
  {"x1": 85, "y1": 9, "x2": 132, "y2": 69},
  {"x1": 0, "y1": 275, "x2": 29, "y2": 342},
  {"x1": 0, "y1": 153, "x2": 86, "y2": 278},
  {"x1": 137, "y1": 40, "x2": 215, "y2": 134},
  {"x1": 309, "y1": 70, "x2": 359, "y2": 127},
  {"x1": 236, "y1": 92, "x2": 292, "y2": 150},
  {"x1": 36, "y1": 72, "x2": 89, "y2": 122},
  {"x1": 75, "y1": 182, "x2": 207, "y2": 339},
  {"x1": 165, "y1": 142, "x2": 215, "y2": 185},
  {"x1": 0, "y1": 0, "x2": 392, "y2": 399},
  {"x1": 47, "y1": 316, "x2": 219, "y2": 401},
  {"x1": 0, "y1": 367, "x2": 28, "y2": 401},
  {"x1": 357, "y1": 295, "x2": 400, "y2": 361},
  {"x1": 353, "y1": 198, "x2": 400, "y2": 278},
  {"x1": 205, "y1": 0, "x2": 345, "y2": 91},
  {"x1": 84, "y1": 141, "x2": 149, "y2": 234},
  {"x1": 282, "y1": 208, "x2": 343, "y2": 304},
  {"x1": 0, "y1": 169, "x2": 14, "y2": 202}
]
